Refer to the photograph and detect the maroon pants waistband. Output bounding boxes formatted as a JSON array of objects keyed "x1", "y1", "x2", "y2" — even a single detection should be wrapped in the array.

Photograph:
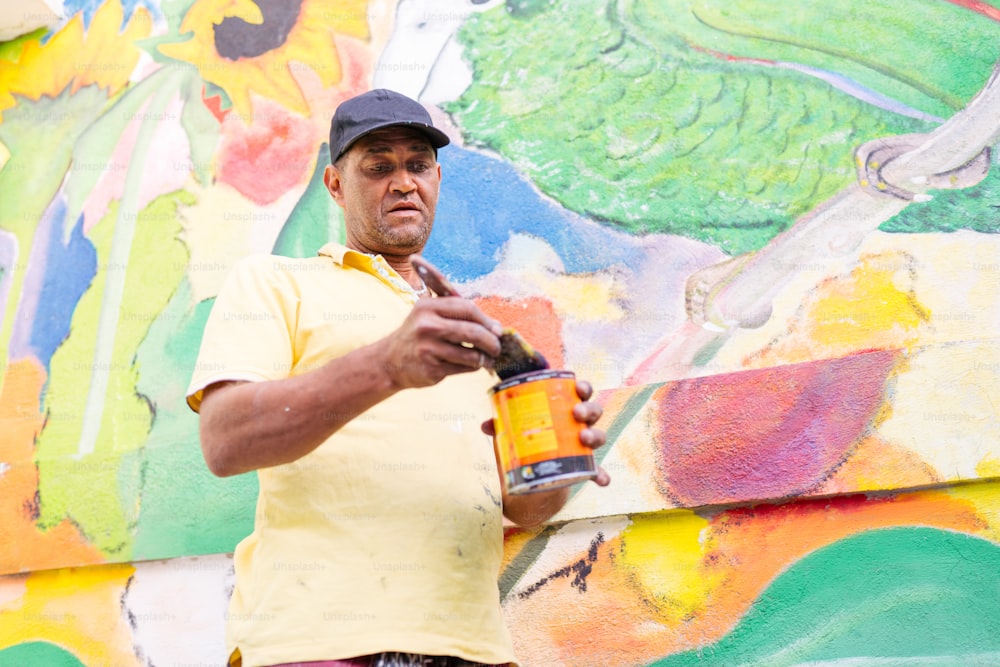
[{"x1": 267, "y1": 656, "x2": 510, "y2": 667}]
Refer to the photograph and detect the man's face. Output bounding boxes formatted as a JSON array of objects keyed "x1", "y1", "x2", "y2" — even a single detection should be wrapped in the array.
[{"x1": 324, "y1": 126, "x2": 442, "y2": 257}]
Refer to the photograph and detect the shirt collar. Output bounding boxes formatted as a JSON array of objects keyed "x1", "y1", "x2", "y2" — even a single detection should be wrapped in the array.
[{"x1": 317, "y1": 242, "x2": 425, "y2": 303}]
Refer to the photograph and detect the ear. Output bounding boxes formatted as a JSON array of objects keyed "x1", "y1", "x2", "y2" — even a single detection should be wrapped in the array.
[{"x1": 323, "y1": 164, "x2": 346, "y2": 208}]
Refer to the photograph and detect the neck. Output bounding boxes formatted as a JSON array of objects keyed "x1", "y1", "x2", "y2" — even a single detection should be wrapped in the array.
[
  {"x1": 381, "y1": 252, "x2": 422, "y2": 290},
  {"x1": 346, "y1": 241, "x2": 425, "y2": 291}
]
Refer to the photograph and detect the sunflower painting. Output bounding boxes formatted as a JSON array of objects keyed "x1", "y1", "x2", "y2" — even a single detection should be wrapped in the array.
[{"x1": 158, "y1": 0, "x2": 370, "y2": 118}]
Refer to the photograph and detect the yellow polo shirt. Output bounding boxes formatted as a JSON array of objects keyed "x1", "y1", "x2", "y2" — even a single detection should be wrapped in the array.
[{"x1": 187, "y1": 244, "x2": 515, "y2": 667}]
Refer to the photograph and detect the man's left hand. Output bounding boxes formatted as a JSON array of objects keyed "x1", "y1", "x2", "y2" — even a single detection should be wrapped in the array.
[
  {"x1": 570, "y1": 379, "x2": 611, "y2": 487},
  {"x1": 480, "y1": 378, "x2": 612, "y2": 487}
]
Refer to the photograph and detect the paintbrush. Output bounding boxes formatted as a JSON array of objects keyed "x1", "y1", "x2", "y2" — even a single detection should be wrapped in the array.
[{"x1": 410, "y1": 255, "x2": 549, "y2": 380}]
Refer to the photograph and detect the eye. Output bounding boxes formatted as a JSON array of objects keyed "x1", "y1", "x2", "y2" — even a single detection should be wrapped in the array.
[
  {"x1": 408, "y1": 162, "x2": 430, "y2": 173},
  {"x1": 370, "y1": 163, "x2": 394, "y2": 173}
]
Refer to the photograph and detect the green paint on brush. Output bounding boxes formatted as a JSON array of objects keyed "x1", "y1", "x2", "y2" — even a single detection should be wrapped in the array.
[
  {"x1": 35, "y1": 191, "x2": 192, "y2": 560},
  {"x1": 648, "y1": 527, "x2": 1000, "y2": 666}
]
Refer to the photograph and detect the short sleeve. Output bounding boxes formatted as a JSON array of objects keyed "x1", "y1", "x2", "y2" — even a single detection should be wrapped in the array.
[{"x1": 186, "y1": 255, "x2": 298, "y2": 412}]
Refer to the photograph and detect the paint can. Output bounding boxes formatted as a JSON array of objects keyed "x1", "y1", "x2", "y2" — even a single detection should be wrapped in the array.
[{"x1": 490, "y1": 369, "x2": 598, "y2": 495}]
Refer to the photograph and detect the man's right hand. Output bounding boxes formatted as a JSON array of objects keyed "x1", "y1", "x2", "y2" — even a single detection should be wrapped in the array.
[
  {"x1": 380, "y1": 296, "x2": 503, "y2": 389},
  {"x1": 199, "y1": 294, "x2": 502, "y2": 477}
]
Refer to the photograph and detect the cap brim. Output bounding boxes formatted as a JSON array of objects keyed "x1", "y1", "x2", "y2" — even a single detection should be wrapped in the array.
[{"x1": 338, "y1": 121, "x2": 450, "y2": 160}]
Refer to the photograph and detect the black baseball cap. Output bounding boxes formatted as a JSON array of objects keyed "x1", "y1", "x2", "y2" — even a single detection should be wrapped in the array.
[{"x1": 328, "y1": 89, "x2": 450, "y2": 163}]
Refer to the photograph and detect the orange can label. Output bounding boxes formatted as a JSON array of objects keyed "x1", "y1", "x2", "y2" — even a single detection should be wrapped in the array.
[{"x1": 490, "y1": 370, "x2": 597, "y2": 495}]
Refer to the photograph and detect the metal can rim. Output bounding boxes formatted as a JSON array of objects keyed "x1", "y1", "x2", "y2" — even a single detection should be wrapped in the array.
[{"x1": 489, "y1": 368, "x2": 575, "y2": 393}]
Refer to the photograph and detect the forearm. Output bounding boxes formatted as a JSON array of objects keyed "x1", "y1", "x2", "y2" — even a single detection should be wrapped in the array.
[{"x1": 199, "y1": 341, "x2": 397, "y2": 476}]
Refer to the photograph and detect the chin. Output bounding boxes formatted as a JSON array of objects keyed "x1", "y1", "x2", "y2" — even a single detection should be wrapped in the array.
[{"x1": 379, "y1": 226, "x2": 432, "y2": 250}]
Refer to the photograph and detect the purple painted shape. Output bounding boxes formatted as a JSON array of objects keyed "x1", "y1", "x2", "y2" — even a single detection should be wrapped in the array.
[
  {"x1": 652, "y1": 348, "x2": 902, "y2": 506},
  {"x1": 8, "y1": 201, "x2": 56, "y2": 361},
  {"x1": 0, "y1": 230, "x2": 17, "y2": 337}
]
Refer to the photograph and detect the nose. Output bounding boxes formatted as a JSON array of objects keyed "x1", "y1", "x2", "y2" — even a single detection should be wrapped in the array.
[{"x1": 390, "y1": 167, "x2": 417, "y2": 193}]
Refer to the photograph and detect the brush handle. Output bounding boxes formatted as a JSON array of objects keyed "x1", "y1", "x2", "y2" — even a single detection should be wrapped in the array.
[
  {"x1": 410, "y1": 254, "x2": 461, "y2": 298},
  {"x1": 409, "y1": 255, "x2": 548, "y2": 377}
]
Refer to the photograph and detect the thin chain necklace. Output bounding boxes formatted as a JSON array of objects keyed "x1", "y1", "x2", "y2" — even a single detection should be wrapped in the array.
[{"x1": 365, "y1": 252, "x2": 427, "y2": 297}]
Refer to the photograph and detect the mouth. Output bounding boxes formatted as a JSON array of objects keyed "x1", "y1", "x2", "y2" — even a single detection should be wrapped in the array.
[
  {"x1": 388, "y1": 204, "x2": 421, "y2": 218},
  {"x1": 387, "y1": 202, "x2": 421, "y2": 218}
]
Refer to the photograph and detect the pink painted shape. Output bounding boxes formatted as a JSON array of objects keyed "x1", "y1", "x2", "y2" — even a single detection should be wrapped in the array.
[
  {"x1": 652, "y1": 348, "x2": 902, "y2": 506},
  {"x1": 215, "y1": 97, "x2": 317, "y2": 206},
  {"x1": 82, "y1": 95, "x2": 192, "y2": 232}
]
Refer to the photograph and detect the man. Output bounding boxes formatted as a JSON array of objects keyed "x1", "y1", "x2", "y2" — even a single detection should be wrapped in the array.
[{"x1": 186, "y1": 88, "x2": 609, "y2": 667}]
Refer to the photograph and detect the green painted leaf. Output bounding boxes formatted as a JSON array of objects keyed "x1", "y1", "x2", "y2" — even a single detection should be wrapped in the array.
[
  {"x1": 132, "y1": 281, "x2": 258, "y2": 560},
  {"x1": 35, "y1": 190, "x2": 192, "y2": 560},
  {"x1": 648, "y1": 527, "x2": 1000, "y2": 665},
  {"x1": 448, "y1": 0, "x2": 1000, "y2": 254},
  {"x1": 271, "y1": 144, "x2": 344, "y2": 258},
  {"x1": 0, "y1": 642, "x2": 85, "y2": 667}
]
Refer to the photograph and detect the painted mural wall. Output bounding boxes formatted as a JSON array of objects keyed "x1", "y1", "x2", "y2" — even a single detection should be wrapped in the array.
[{"x1": 1, "y1": 0, "x2": 999, "y2": 664}]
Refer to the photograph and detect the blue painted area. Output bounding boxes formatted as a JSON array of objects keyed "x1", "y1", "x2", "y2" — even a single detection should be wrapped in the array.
[
  {"x1": 781, "y1": 62, "x2": 944, "y2": 123},
  {"x1": 60, "y1": 0, "x2": 160, "y2": 27},
  {"x1": 27, "y1": 208, "x2": 97, "y2": 371},
  {"x1": 429, "y1": 145, "x2": 641, "y2": 281}
]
